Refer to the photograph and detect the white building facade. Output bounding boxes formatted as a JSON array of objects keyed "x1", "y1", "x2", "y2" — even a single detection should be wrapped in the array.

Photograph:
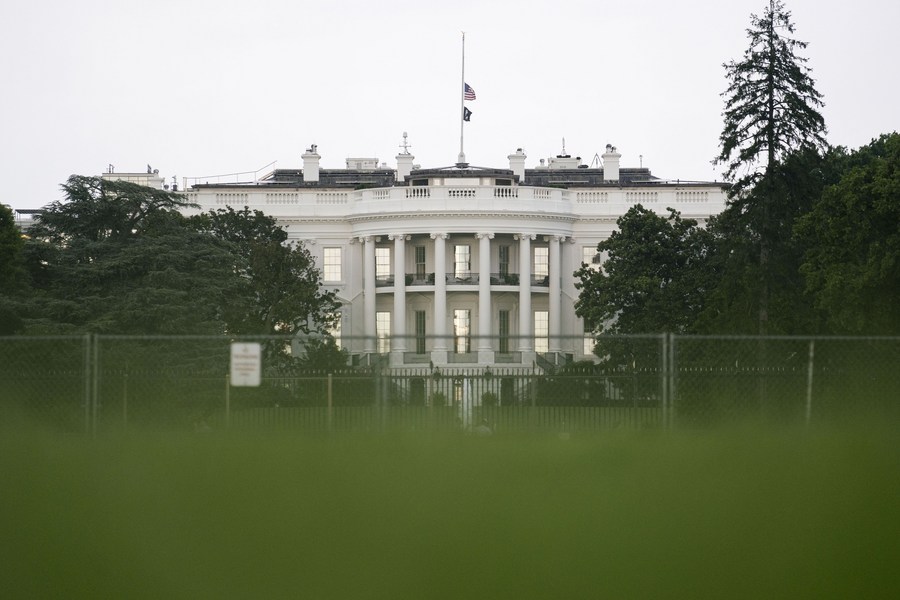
[{"x1": 181, "y1": 144, "x2": 727, "y2": 370}]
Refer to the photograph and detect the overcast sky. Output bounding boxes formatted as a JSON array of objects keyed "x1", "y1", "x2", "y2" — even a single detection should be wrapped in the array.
[{"x1": 2, "y1": 0, "x2": 897, "y2": 209}]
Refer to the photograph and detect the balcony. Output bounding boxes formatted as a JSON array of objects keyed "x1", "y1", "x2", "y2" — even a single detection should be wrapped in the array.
[
  {"x1": 377, "y1": 272, "x2": 546, "y2": 289},
  {"x1": 489, "y1": 272, "x2": 519, "y2": 286}
]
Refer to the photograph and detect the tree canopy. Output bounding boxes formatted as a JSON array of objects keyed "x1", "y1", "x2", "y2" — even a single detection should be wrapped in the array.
[
  {"x1": 575, "y1": 205, "x2": 712, "y2": 337},
  {"x1": 23, "y1": 177, "x2": 238, "y2": 334},
  {"x1": 188, "y1": 206, "x2": 339, "y2": 337},
  {"x1": 0, "y1": 204, "x2": 27, "y2": 334},
  {"x1": 796, "y1": 133, "x2": 900, "y2": 334},
  {"x1": 19, "y1": 177, "x2": 338, "y2": 339}
]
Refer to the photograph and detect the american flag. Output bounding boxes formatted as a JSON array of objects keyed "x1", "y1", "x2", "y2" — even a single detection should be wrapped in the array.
[{"x1": 464, "y1": 83, "x2": 476, "y2": 101}]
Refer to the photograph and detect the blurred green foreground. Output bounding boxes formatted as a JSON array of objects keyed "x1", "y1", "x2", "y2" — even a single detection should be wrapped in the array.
[{"x1": 1, "y1": 426, "x2": 898, "y2": 599}]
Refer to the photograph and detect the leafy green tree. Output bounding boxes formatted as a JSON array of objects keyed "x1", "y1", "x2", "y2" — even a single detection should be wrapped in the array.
[
  {"x1": 574, "y1": 205, "x2": 712, "y2": 399},
  {"x1": 0, "y1": 204, "x2": 26, "y2": 290},
  {"x1": 297, "y1": 337, "x2": 350, "y2": 371},
  {"x1": 189, "y1": 206, "x2": 339, "y2": 336},
  {"x1": 22, "y1": 176, "x2": 239, "y2": 334},
  {"x1": 0, "y1": 204, "x2": 27, "y2": 334},
  {"x1": 575, "y1": 205, "x2": 712, "y2": 336},
  {"x1": 715, "y1": 0, "x2": 827, "y2": 334},
  {"x1": 796, "y1": 133, "x2": 900, "y2": 334}
]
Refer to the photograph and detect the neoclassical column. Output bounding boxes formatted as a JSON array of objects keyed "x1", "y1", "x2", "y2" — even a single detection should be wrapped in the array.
[
  {"x1": 361, "y1": 236, "x2": 376, "y2": 353},
  {"x1": 476, "y1": 232, "x2": 494, "y2": 363},
  {"x1": 548, "y1": 235, "x2": 565, "y2": 353},
  {"x1": 431, "y1": 233, "x2": 449, "y2": 361},
  {"x1": 516, "y1": 233, "x2": 535, "y2": 353},
  {"x1": 389, "y1": 234, "x2": 409, "y2": 364}
]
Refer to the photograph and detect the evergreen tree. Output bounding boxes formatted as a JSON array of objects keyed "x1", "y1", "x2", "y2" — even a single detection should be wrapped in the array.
[
  {"x1": 22, "y1": 176, "x2": 237, "y2": 334},
  {"x1": 714, "y1": 0, "x2": 827, "y2": 334}
]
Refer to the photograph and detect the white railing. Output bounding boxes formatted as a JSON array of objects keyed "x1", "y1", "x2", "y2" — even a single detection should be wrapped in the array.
[{"x1": 180, "y1": 184, "x2": 726, "y2": 220}]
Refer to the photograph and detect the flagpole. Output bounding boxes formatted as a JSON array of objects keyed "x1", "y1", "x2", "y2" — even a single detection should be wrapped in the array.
[{"x1": 458, "y1": 31, "x2": 466, "y2": 166}]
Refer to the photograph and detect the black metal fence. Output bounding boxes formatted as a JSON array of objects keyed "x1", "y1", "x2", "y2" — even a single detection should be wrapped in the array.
[{"x1": 1, "y1": 335, "x2": 897, "y2": 434}]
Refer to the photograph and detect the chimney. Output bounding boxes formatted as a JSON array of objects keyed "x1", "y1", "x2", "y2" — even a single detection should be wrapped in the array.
[
  {"x1": 508, "y1": 148, "x2": 527, "y2": 181},
  {"x1": 602, "y1": 144, "x2": 620, "y2": 182},
  {"x1": 302, "y1": 144, "x2": 320, "y2": 183}
]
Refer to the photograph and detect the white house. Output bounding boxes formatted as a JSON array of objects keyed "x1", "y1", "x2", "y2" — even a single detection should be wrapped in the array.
[{"x1": 178, "y1": 142, "x2": 727, "y2": 371}]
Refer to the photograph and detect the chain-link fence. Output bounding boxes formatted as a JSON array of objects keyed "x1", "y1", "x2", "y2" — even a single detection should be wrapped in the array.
[{"x1": 2, "y1": 335, "x2": 897, "y2": 434}]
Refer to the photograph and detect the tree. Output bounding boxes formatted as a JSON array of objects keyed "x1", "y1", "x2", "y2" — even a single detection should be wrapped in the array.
[
  {"x1": 796, "y1": 133, "x2": 900, "y2": 334},
  {"x1": 297, "y1": 337, "x2": 350, "y2": 371},
  {"x1": 22, "y1": 176, "x2": 239, "y2": 334},
  {"x1": 575, "y1": 205, "x2": 712, "y2": 337},
  {"x1": 574, "y1": 205, "x2": 712, "y2": 397},
  {"x1": 698, "y1": 147, "x2": 839, "y2": 334},
  {"x1": 0, "y1": 204, "x2": 27, "y2": 334},
  {"x1": 189, "y1": 206, "x2": 339, "y2": 336},
  {"x1": 715, "y1": 0, "x2": 827, "y2": 334}
]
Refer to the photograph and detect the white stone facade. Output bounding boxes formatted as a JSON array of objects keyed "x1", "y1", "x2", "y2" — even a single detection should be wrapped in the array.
[{"x1": 181, "y1": 147, "x2": 727, "y2": 369}]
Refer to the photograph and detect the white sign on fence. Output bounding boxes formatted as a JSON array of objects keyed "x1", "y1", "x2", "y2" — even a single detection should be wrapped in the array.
[{"x1": 230, "y1": 343, "x2": 262, "y2": 387}]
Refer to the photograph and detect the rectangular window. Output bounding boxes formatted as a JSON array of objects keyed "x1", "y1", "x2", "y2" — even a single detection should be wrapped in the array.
[
  {"x1": 534, "y1": 310, "x2": 549, "y2": 353},
  {"x1": 329, "y1": 311, "x2": 342, "y2": 349},
  {"x1": 498, "y1": 245, "x2": 510, "y2": 277},
  {"x1": 375, "y1": 247, "x2": 391, "y2": 282},
  {"x1": 498, "y1": 310, "x2": 510, "y2": 354},
  {"x1": 454, "y1": 245, "x2": 471, "y2": 279},
  {"x1": 415, "y1": 246, "x2": 426, "y2": 279},
  {"x1": 376, "y1": 311, "x2": 391, "y2": 353},
  {"x1": 533, "y1": 247, "x2": 549, "y2": 279},
  {"x1": 323, "y1": 247, "x2": 342, "y2": 282},
  {"x1": 582, "y1": 245, "x2": 602, "y2": 271},
  {"x1": 454, "y1": 309, "x2": 470, "y2": 354},
  {"x1": 415, "y1": 310, "x2": 426, "y2": 354},
  {"x1": 583, "y1": 318, "x2": 596, "y2": 356}
]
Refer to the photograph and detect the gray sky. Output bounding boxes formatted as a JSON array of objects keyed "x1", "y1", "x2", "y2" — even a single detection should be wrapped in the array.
[{"x1": 2, "y1": 0, "x2": 897, "y2": 209}]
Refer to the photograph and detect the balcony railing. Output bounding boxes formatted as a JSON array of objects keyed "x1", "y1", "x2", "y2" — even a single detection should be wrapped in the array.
[
  {"x1": 446, "y1": 272, "x2": 478, "y2": 285},
  {"x1": 376, "y1": 272, "x2": 545, "y2": 288},
  {"x1": 489, "y1": 272, "x2": 519, "y2": 285}
]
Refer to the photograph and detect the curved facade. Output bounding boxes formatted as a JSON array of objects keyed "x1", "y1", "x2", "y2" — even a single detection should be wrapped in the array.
[{"x1": 182, "y1": 146, "x2": 728, "y2": 369}]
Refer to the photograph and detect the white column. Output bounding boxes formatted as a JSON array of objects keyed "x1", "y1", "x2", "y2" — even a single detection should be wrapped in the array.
[
  {"x1": 476, "y1": 232, "x2": 494, "y2": 364},
  {"x1": 517, "y1": 233, "x2": 534, "y2": 354},
  {"x1": 431, "y1": 233, "x2": 448, "y2": 364},
  {"x1": 390, "y1": 234, "x2": 408, "y2": 365},
  {"x1": 549, "y1": 235, "x2": 564, "y2": 353},
  {"x1": 362, "y1": 236, "x2": 376, "y2": 353}
]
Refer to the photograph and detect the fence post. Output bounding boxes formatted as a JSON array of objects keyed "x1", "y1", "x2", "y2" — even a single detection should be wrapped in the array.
[
  {"x1": 661, "y1": 333, "x2": 668, "y2": 429},
  {"x1": 91, "y1": 334, "x2": 99, "y2": 436},
  {"x1": 327, "y1": 373, "x2": 333, "y2": 432},
  {"x1": 225, "y1": 374, "x2": 231, "y2": 429},
  {"x1": 669, "y1": 334, "x2": 677, "y2": 429},
  {"x1": 122, "y1": 372, "x2": 128, "y2": 430},
  {"x1": 83, "y1": 334, "x2": 92, "y2": 435},
  {"x1": 805, "y1": 339, "x2": 815, "y2": 426}
]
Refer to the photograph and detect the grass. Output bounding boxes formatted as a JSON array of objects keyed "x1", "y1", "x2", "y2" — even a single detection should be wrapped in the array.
[{"x1": 1, "y1": 424, "x2": 898, "y2": 599}]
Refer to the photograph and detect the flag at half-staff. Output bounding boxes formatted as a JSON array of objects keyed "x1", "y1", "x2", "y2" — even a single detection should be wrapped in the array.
[{"x1": 458, "y1": 33, "x2": 477, "y2": 164}]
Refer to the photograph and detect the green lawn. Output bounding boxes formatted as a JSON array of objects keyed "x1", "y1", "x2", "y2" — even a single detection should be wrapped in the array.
[{"x1": 1, "y1": 425, "x2": 898, "y2": 599}]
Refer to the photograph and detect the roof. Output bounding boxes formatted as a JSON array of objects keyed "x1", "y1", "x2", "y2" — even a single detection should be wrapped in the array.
[{"x1": 523, "y1": 167, "x2": 661, "y2": 187}]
